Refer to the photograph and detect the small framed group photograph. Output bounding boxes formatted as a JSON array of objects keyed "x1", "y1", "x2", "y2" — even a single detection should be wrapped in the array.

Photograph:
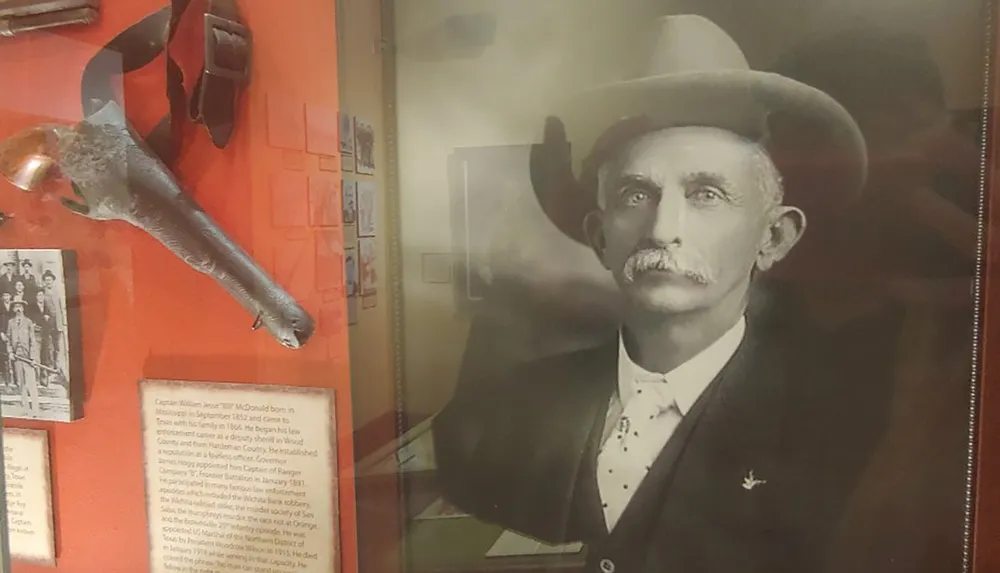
[
  {"x1": 357, "y1": 181, "x2": 378, "y2": 238},
  {"x1": 0, "y1": 249, "x2": 82, "y2": 422}
]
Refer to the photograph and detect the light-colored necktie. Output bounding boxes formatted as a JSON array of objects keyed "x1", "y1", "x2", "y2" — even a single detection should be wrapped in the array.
[{"x1": 597, "y1": 378, "x2": 682, "y2": 530}]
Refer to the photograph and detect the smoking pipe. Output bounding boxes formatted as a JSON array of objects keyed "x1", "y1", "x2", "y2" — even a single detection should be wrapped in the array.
[{"x1": 0, "y1": 101, "x2": 315, "y2": 349}]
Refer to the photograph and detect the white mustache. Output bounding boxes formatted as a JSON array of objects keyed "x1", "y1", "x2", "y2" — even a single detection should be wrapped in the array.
[{"x1": 623, "y1": 248, "x2": 715, "y2": 285}]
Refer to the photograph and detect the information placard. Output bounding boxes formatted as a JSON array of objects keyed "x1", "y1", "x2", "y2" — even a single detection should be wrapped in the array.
[
  {"x1": 140, "y1": 380, "x2": 339, "y2": 573},
  {"x1": 3, "y1": 428, "x2": 55, "y2": 566}
]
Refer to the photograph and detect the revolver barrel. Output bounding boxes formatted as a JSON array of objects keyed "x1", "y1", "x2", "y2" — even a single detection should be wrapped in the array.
[{"x1": 0, "y1": 102, "x2": 315, "y2": 349}]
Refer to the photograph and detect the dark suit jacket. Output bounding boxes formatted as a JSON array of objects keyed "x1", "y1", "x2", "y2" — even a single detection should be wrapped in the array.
[
  {"x1": 433, "y1": 305, "x2": 900, "y2": 573},
  {"x1": 0, "y1": 274, "x2": 15, "y2": 296},
  {"x1": 25, "y1": 301, "x2": 47, "y2": 328}
]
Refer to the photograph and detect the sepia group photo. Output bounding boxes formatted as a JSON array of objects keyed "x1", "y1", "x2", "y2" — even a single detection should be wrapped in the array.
[{"x1": 0, "y1": 249, "x2": 77, "y2": 422}]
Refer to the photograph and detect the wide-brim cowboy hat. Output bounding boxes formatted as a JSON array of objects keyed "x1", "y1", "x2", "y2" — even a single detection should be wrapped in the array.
[{"x1": 530, "y1": 14, "x2": 868, "y2": 245}]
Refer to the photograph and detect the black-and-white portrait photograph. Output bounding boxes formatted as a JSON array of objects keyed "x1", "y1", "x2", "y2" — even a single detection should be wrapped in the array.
[
  {"x1": 385, "y1": 0, "x2": 990, "y2": 572},
  {"x1": 0, "y1": 249, "x2": 81, "y2": 422}
]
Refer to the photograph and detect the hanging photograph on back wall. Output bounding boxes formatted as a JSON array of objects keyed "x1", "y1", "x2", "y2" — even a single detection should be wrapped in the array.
[
  {"x1": 354, "y1": 117, "x2": 376, "y2": 175},
  {"x1": 359, "y1": 237, "x2": 377, "y2": 297},
  {"x1": 395, "y1": 1, "x2": 993, "y2": 572},
  {"x1": 342, "y1": 179, "x2": 358, "y2": 225},
  {"x1": 0, "y1": 249, "x2": 82, "y2": 422},
  {"x1": 339, "y1": 111, "x2": 354, "y2": 155},
  {"x1": 345, "y1": 247, "x2": 359, "y2": 298},
  {"x1": 357, "y1": 180, "x2": 378, "y2": 237}
]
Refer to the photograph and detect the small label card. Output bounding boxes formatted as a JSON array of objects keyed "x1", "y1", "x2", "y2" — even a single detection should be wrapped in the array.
[
  {"x1": 4, "y1": 428, "x2": 55, "y2": 566},
  {"x1": 140, "y1": 380, "x2": 339, "y2": 573}
]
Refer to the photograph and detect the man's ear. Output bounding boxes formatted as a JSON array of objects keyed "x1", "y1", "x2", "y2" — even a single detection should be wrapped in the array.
[
  {"x1": 583, "y1": 210, "x2": 611, "y2": 270},
  {"x1": 756, "y1": 206, "x2": 806, "y2": 272}
]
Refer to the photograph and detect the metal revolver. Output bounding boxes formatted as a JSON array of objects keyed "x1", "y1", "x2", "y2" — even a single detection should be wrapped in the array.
[{"x1": 0, "y1": 101, "x2": 315, "y2": 349}]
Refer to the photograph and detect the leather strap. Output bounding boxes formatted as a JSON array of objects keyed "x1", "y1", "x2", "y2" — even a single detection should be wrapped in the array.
[{"x1": 80, "y1": 0, "x2": 250, "y2": 165}]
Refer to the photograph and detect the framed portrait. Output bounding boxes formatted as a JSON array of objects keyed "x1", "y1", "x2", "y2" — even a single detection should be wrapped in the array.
[
  {"x1": 342, "y1": 178, "x2": 358, "y2": 225},
  {"x1": 379, "y1": 1, "x2": 999, "y2": 572},
  {"x1": 357, "y1": 180, "x2": 378, "y2": 238},
  {"x1": 0, "y1": 249, "x2": 82, "y2": 422},
  {"x1": 975, "y1": 106, "x2": 1000, "y2": 571},
  {"x1": 353, "y1": 116, "x2": 376, "y2": 175},
  {"x1": 359, "y1": 237, "x2": 377, "y2": 296},
  {"x1": 339, "y1": 111, "x2": 354, "y2": 155}
]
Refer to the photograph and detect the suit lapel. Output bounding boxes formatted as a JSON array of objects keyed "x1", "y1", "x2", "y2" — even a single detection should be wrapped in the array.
[
  {"x1": 599, "y1": 318, "x2": 793, "y2": 557},
  {"x1": 598, "y1": 325, "x2": 757, "y2": 544},
  {"x1": 569, "y1": 388, "x2": 613, "y2": 540},
  {"x1": 635, "y1": 317, "x2": 794, "y2": 572},
  {"x1": 671, "y1": 316, "x2": 790, "y2": 508}
]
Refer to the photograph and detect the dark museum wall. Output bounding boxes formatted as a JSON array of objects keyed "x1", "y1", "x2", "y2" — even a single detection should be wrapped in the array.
[{"x1": 0, "y1": 1, "x2": 358, "y2": 572}]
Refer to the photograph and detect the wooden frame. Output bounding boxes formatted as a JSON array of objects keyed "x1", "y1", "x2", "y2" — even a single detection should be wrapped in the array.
[{"x1": 973, "y1": 21, "x2": 1000, "y2": 570}]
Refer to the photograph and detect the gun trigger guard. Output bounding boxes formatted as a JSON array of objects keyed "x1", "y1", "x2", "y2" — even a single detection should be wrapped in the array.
[{"x1": 60, "y1": 196, "x2": 91, "y2": 216}]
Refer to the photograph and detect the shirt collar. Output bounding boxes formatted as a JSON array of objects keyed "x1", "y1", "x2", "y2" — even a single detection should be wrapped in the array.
[{"x1": 617, "y1": 316, "x2": 747, "y2": 414}]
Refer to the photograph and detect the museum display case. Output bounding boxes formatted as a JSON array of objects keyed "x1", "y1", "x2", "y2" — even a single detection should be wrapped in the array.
[
  {"x1": 1, "y1": 0, "x2": 1000, "y2": 572},
  {"x1": 0, "y1": 0, "x2": 374, "y2": 571}
]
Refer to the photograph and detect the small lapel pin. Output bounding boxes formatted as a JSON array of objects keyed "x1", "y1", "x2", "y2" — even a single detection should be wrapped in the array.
[
  {"x1": 742, "y1": 470, "x2": 766, "y2": 491},
  {"x1": 617, "y1": 416, "x2": 630, "y2": 435}
]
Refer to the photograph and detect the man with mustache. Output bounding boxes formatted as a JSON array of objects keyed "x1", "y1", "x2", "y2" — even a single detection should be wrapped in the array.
[{"x1": 434, "y1": 15, "x2": 897, "y2": 573}]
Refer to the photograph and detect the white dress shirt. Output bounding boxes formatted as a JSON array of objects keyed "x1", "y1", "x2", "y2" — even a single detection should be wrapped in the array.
[{"x1": 596, "y1": 317, "x2": 747, "y2": 530}]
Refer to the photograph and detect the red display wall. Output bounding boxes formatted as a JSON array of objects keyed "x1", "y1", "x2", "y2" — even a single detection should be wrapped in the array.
[{"x1": 0, "y1": 1, "x2": 358, "y2": 572}]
